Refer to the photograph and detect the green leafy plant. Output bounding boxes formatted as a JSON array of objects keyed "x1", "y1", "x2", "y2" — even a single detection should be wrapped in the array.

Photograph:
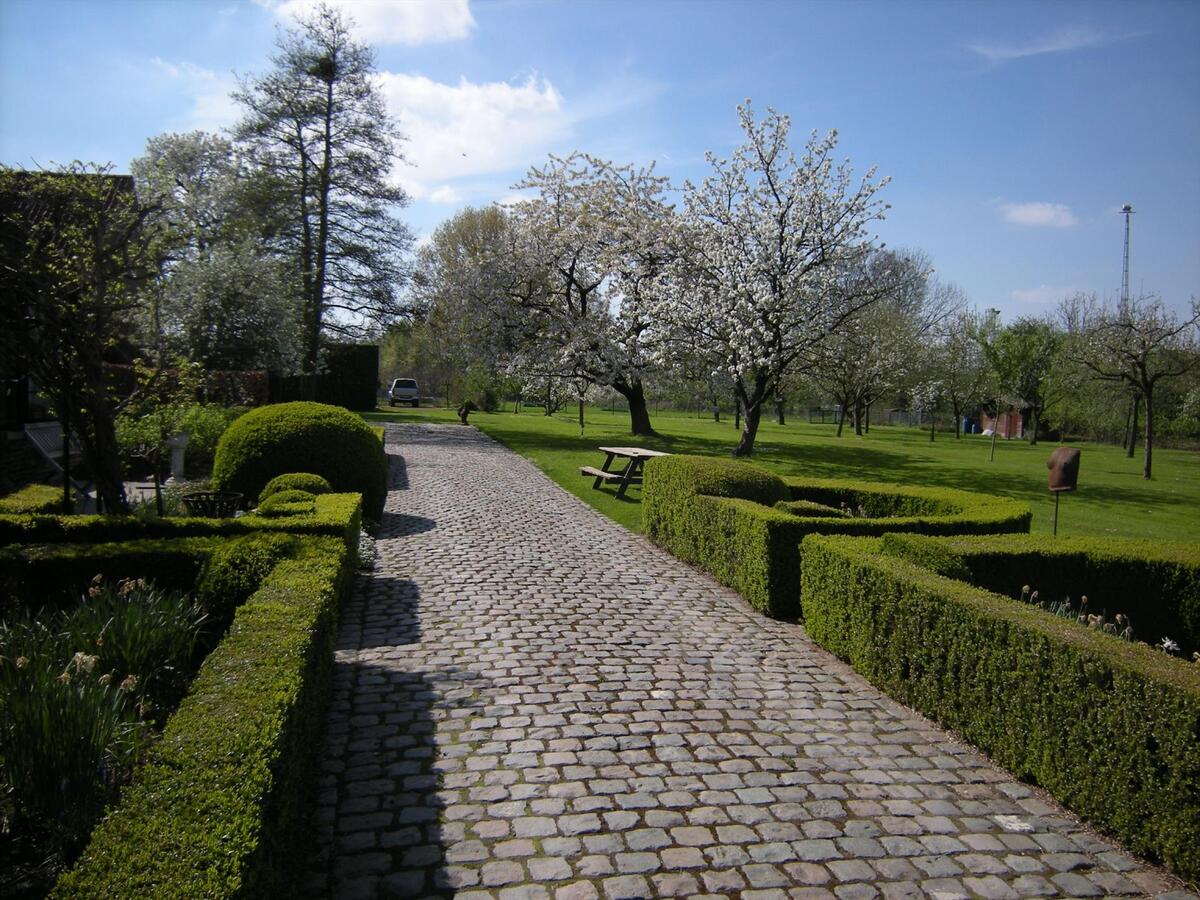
[
  {"x1": 61, "y1": 576, "x2": 207, "y2": 717},
  {"x1": 0, "y1": 577, "x2": 203, "y2": 860},
  {"x1": 54, "y1": 537, "x2": 353, "y2": 898},
  {"x1": 0, "y1": 643, "x2": 147, "y2": 854},
  {"x1": 257, "y1": 489, "x2": 317, "y2": 518},
  {"x1": 0, "y1": 483, "x2": 66, "y2": 514}
]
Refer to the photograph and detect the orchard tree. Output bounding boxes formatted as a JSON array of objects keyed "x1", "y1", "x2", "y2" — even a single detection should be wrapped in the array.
[
  {"x1": 655, "y1": 102, "x2": 892, "y2": 457},
  {"x1": 500, "y1": 152, "x2": 674, "y2": 435},
  {"x1": 1064, "y1": 293, "x2": 1200, "y2": 479},
  {"x1": 154, "y1": 239, "x2": 302, "y2": 370},
  {"x1": 981, "y1": 317, "x2": 1065, "y2": 446},
  {"x1": 927, "y1": 308, "x2": 990, "y2": 438},
  {"x1": 810, "y1": 250, "x2": 949, "y2": 437},
  {"x1": 0, "y1": 165, "x2": 163, "y2": 512},
  {"x1": 408, "y1": 205, "x2": 517, "y2": 402},
  {"x1": 235, "y1": 3, "x2": 412, "y2": 369}
]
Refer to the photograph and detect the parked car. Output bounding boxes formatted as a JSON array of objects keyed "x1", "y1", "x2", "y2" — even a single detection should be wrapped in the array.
[{"x1": 388, "y1": 378, "x2": 420, "y2": 407}]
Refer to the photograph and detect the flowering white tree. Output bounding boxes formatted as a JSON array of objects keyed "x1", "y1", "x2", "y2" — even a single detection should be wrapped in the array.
[
  {"x1": 809, "y1": 249, "x2": 944, "y2": 436},
  {"x1": 1063, "y1": 293, "x2": 1200, "y2": 479},
  {"x1": 500, "y1": 152, "x2": 675, "y2": 435},
  {"x1": 654, "y1": 102, "x2": 892, "y2": 456}
]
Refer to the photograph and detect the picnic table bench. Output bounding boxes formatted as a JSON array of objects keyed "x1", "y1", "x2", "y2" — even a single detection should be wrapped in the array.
[{"x1": 580, "y1": 446, "x2": 669, "y2": 499}]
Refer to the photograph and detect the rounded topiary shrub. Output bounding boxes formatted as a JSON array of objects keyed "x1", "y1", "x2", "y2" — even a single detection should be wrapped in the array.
[
  {"x1": 258, "y1": 472, "x2": 333, "y2": 504},
  {"x1": 256, "y1": 490, "x2": 317, "y2": 518},
  {"x1": 212, "y1": 402, "x2": 386, "y2": 519}
]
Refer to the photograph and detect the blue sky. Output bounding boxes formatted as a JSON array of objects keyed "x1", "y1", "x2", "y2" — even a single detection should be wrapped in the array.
[{"x1": 2, "y1": 0, "x2": 1197, "y2": 319}]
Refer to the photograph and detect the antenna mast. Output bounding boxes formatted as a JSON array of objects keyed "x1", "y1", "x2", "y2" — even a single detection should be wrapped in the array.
[{"x1": 1120, "y1": 203, "x2": 1134, "y2": 306}]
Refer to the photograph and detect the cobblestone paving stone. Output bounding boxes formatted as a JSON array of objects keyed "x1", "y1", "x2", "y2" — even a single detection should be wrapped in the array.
[{"x1": 303, "y1": 424, "x2": 1196, "y2": 900}]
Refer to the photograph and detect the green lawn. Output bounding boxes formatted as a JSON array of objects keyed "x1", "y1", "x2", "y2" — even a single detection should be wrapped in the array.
[{"x1": 363, "y1": 404, "x2": 1200, "y2": 542}]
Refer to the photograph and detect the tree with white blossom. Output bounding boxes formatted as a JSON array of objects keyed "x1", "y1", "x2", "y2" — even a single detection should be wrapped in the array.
[
  {"x1": 653, "y1": 102, "x2": 893, "y2": 456},
  {"x1": 1062, "y1": 293, "x2": 1200, "y2": 479},
  {"x1": 499, "y1": 152, "x2": 675, "y2": 435}
]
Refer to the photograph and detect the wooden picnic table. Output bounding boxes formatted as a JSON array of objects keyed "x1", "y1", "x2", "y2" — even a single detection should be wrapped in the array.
[{"x1": 579, "y1": 446, "x2": 670, "y2": 499}]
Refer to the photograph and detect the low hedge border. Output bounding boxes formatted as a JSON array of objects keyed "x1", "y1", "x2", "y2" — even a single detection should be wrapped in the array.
[
  {"x1": 642, "y1": 455, "x2": 1031, "y2": 618},
  {"x1": 878, "y1": 532, "x2": 1200, "y2": 654},
  {"x1": 0, "y1": 483, "x2": 66, "y2": 514},
  {"x1": 0, "y1": 493, "x2": 362, "y2": 553},
  {"x1": 0, "y1": 537, "x2": 219, "y2": 618},
  {"x1": 51, "y1": 533, "x2": 353, "y2": 898},
  {"x1": 801, "y1": 534, "x2": 1200, "y2": 882}
]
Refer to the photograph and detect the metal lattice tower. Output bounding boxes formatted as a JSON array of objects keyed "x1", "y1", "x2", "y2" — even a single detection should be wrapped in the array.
[{"x1": 1120, "y1": 203, "x2": 1134, "y2": 306}]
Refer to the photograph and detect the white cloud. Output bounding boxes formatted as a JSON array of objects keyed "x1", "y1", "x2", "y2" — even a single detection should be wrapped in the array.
[
  {"x1": 1000, "y1": 201, "x2": 1078, "y2": 228},
  {"x1": 258, "y1": 0, "x2": 475, "y2": 45},
  {"x1": 1011, "y1": 285, "x2": 1076, "y2": 306},
  {"x1": 428, "y1": 185, "x2": 461, "y2": 204},
  {"x1": 151, "y1": 58, "x2": 240, "y2": 132},
  {"x1": 378, "y1": 73, "x2": 570, "y2": 199},
  {"x1": 969, "y1": 26, "x2": 1138, "y2": 62}
]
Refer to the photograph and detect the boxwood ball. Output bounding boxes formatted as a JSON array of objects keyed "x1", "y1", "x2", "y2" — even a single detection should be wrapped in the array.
[{"x1": 212, "y1": 402, "x2": 386, "y2": 520}]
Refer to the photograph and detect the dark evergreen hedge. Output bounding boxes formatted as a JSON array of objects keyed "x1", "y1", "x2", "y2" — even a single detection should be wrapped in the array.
[
  {"x1": 211, "y1": 402, "x2": 386, "y2": 520},
  {"x1": 801, "y1": 534, "x2": 1200, "y2": 883},
  {"x1": 642, "y1": 454, "x2": 1031, "y2": 618}
]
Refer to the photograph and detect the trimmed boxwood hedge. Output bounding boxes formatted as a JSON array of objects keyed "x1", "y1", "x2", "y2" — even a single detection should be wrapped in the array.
[
  {"x1": 801, "y1": 534, "x2": 1200, "y2": 882},
  {"x1": 259, "y1": 472, "x2": 332, "y2": 504},
  {"x1": 0, "y1": 483, "x2": 66, "y2": 514},
  {"x1": 0, "y1": 493, "x2": 362, "y2": 552},
  {"x1": 211, "y1": 402, "x2": 386, "y2": 521},
  {"x1": 642, "y1": 454, "x2": 1031, "y2": 618},
  {"x1": 880, "y1": 532, "x2": 1200, "y2": 655},
  {"x1": 0, "y1": 537, "x2": 218, "y2": 618},
  {"x1": 51, "y1": 534, "x2": 352, "y2": 898}
]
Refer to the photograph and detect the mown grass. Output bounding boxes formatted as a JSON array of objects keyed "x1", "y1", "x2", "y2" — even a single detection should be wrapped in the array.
[{"x1": 364, "y1": 404, "x2": 1200, "y2": 542}]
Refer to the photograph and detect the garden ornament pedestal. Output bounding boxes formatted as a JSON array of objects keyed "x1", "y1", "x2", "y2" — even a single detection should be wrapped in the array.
[{"x1": 166, "y1": 431, "x2": 190, "y2": 484}]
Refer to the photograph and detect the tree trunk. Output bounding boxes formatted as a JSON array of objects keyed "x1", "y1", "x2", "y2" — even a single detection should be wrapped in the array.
[
  {"x1": 1142, "y1": 389, "x2": 1154, "y2": 480},
  {"x1": 775, "y1": 393, "x2": 785, "y2": 426},
  {"x1": 836, "y1": 405, "x2": 845, "y2": 437},
  {"x1": 864, "y1": 403, "x2": 870, "y2": 434},
  {"x1": 732, "y1": 385, "x2": 764, "y2": 457},
  {"x1": 1126, "y1": 394, "x2": 1140, "y2": 458},
  {"x1": 1121, "y1": 395, "x2": 1134, "y2": 450},
  {"x1": 578, "y1": 397, "x2": 584, "y2": 433},
  {"x1": 952, "y1": 400, "x2": 962, "y2": 439},
  {"x1": 611, "y1": 377, "x2": 655, "y2": 436},
  {"x1": 1027, "y1": 408, "x2": 1039, "y2": 446},
  {"x1": 734, "y1": 394, "x2": 741, "y2": 431},
  {"x1": 929, "y1": 412, "x2": 936, "y2": 442},
  {"x1": 853, "y1": 403, "x2": 863, "y2": 437},
  {"x1": 712, "y1": 402, "x2": 720, "y2": 423}
]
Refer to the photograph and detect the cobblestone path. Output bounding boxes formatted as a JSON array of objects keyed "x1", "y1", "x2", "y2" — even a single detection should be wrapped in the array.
[{"x1": 304, "y1": 424, "x2": 1194, "y2": 900}]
